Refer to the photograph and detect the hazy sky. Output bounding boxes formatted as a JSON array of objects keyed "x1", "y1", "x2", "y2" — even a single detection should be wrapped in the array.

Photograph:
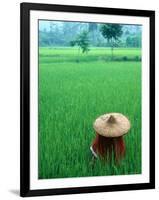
[
  {"x1": 39, "y1": 20, "x2": 63, "y2": 31},
  {"x1": 39, "y1": 21, "x2": 51, "y2": 31},
  {"x1": 39, "y1": 20, "x2": 141, "y2": 33}
]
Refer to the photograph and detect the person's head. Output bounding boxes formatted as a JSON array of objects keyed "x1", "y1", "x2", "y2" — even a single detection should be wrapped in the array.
[{"x1": 92, "y1": 113, "x2": 131, "y2": 162}]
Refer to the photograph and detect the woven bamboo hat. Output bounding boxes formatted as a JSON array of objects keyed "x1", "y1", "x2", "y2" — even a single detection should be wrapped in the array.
[{"x1": 93, "y1": 113, "x2": 131, "y2": 137}]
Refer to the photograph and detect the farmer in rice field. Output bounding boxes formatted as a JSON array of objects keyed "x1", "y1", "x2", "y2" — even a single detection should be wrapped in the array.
[{"x1": 90, "y1": 113, "x2": 131, "y2": 163}]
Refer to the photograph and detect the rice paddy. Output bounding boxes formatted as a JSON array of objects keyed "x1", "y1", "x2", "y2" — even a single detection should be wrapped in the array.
[{"x1": 38, "y1": 47, "x2": 141, "y2": 179}]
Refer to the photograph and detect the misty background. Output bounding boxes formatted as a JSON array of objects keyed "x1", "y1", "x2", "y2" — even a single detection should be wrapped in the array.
[{"x1": 39, "y1": 20, "x2": 142, "y2": 48}]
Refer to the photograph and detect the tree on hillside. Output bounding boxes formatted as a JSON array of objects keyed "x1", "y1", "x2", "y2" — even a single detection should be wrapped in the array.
[
  {"x1": 100, "y1": 24, "x2": 123, "y2": 59},
  {"x1": 70, "y1": 30, "x2": 90, "y2": 54}
]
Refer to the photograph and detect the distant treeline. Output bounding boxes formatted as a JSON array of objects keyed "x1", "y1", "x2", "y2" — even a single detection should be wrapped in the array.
[{"x1": 39, "y1": 21, "x2": 141, "y2": 48}]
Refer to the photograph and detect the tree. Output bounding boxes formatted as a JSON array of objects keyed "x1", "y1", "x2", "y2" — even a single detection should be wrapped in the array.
[
  {"x1": 100, "y1": 24, "x2": 123, "y2": 59},
  {"x1": 70, "y1": 30, "x2": 90, "y2": 54},
  {"x1": 88, "y1": 23, "x2": 98, "y2": 45},
  {"x1": 126, "y1": 35, "x2": 141, "y2": 48}
]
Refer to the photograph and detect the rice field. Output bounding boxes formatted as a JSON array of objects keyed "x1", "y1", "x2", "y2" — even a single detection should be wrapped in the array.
[{"x1": 38, "y1": 47, "x2": 141, "y2": 179}]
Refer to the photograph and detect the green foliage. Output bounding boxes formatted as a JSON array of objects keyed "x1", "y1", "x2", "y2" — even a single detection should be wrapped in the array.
[
  {"x1": 126, "y1": 35, "x2": 141, "y2": 47},
  {"x1": 39, "y1": 30, "x2": 65, "y2": 46},
  {"x1": 39, "y1": 21, "x2": 141, "y2": 48},
  {"x1": 100, "y1": 24, "x2": 123, "y2": 59},
  {"x1": 70, "y1": 40, "x2": 76, "y2": 47},
  {"x1": 39, "y1": 47, "x2": 141, "y2": 63},
  {"x1": 88, "y1": 23, "x2": 98, "y2": 32},
  {"x1": 70, "y1": 31, "x2": 90, "y2": 53},
  {"x1": 100, "y1": 24, "x2": 123, "y2": 42},
  {"x1": 38, "y1": 47, "x2": 142, "y2": 179}
]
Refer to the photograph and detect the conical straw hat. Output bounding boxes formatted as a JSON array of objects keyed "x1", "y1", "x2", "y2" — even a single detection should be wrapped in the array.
[{"x1": 93, "y1": 113, "x2": 131, "y2": 137}]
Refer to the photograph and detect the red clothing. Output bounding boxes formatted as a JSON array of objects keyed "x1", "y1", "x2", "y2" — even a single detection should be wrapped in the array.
[{"x1": 91, "y1": 133, "x2": 125, "y2": 162}]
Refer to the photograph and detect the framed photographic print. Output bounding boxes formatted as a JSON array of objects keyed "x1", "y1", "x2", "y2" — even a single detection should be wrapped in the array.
[{"x1": 20, "y1": 2, "x2": 155, "y2": 197}]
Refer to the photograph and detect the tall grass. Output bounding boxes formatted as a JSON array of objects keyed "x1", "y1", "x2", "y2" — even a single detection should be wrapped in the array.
[{"x1": 38, "y1": 47, "x2": 141, "y2": 179}]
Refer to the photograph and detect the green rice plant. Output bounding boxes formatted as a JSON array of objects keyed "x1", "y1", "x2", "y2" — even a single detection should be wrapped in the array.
[{"x1": 38, "y1": 47, "x2": 141, "y2": 179}]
